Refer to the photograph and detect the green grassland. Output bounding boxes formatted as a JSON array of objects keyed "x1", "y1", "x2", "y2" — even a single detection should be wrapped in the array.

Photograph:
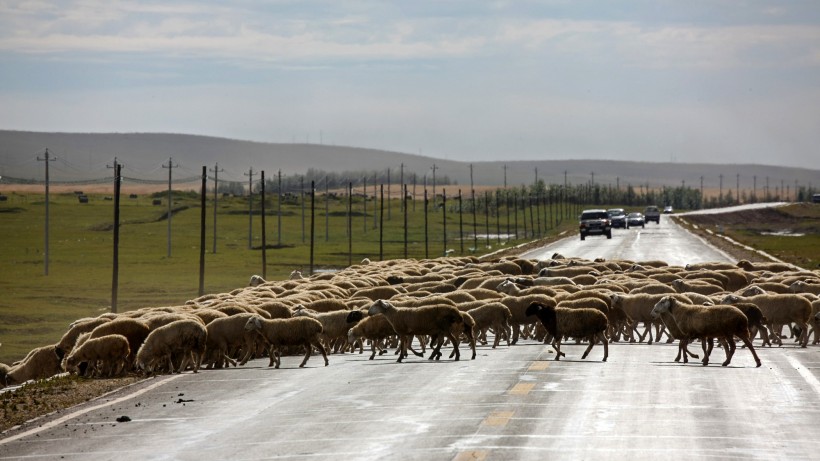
[{"x1": 0, "y1": 189, "x2": 570, "y2": 363}]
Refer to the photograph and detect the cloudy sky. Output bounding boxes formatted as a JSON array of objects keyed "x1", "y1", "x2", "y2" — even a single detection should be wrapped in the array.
[{"x1": 1, "y1": 1, "x2": 819, "y2": 169}]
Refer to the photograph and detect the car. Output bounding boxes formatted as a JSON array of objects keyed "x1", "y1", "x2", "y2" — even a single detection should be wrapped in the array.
[
  {"x1": 607, "y1": 208, "x2": 627, "y2": 228},
  {"x1": 663, "y1": 205, "x2": 674, "y2": 214},
  {"x1": 579, "y1": 209, "x2": 612, "y2": 241},
  {"x1": 644, "y1": 205, "x2": 660, "y2": 224},
  {"x1": 626, "y1": 212, "x2": 645, "y2": 228}
]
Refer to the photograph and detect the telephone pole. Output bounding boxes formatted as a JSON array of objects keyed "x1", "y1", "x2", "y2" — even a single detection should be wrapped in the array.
[
  {"x1": 163, "y1": 157, "x2": 179, "y2": 257},
  {"x1": 245, "y1": 167, "x2": 255, "y2": 249},
  {"x1": 210, "y1": 163, "x2": 224, "y2": 253},
  {"x1": 431, "y1": 164, "x2": 438, "y2": 208},
  {"x1": 37, "y1": 149, "x2": 56, "y2": 275}
]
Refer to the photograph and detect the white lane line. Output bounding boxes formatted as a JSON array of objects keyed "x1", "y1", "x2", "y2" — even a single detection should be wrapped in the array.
[
  {"x1": 0, "y1": 375, "x2": 183, "y2": 446},
  {"x1": 785, "y1": 355, "x2": 820, "y2": 396}
]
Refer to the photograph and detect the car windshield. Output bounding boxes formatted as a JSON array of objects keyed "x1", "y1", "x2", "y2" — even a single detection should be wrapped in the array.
[
  {"x1": 628, "y1": 213, "x2": 642, "y2": 217},
  {"x1": 581, "y1": 211, "x2": 608, "y2": 220}
]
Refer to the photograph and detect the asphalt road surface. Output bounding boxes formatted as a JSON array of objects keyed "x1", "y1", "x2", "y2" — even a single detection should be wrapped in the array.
[
  {"x1": 520, "y1": 213, "x2": 733, "y2": 266},
  {"x1": 2, "y1": 213, "x2": 819, "y2": 460}
]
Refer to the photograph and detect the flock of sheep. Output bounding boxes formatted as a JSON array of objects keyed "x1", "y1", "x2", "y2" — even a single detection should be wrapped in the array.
[{"x1": 2, "y1": 254, "x2": 820, "y2": 389}]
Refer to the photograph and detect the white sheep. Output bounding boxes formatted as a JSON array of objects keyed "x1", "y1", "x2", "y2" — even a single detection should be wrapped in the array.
[
  {"x1": 292, "y1": 307, "x2": 364, "y2": 354},
  {"x1": 721, "y1": 293, "x2": 812, "y2": 347},
  {"x1": 63, "y1": 334, "x2": 130, "y2": 377},
  {"x1": 5, "y1": 345, "x2": 64, "y2": 386},
  {"x1": 466, "y1": 302, "x2": 513, "y2": 348},
  {"x1": 651, "y1": 296, "x2": 761, "y2": 367},
  {"x1": 136, "y1": 319, "x2": 208, "y2": 374},
  {"x1": 243, "y1": 315, "x2": 329, "y2": 368},
  {"x1": 204, "y1": 313, "x2": 260, "y2": 369},
  {"x1": 367, "y1": 299, "x2": 464, "y2": 362},
  {"x1": 525, "y1": 302, "x2": 609, "y2": 361},
  {"x1": 346, "y1": 314, "x2": 400, "y2": 359}
]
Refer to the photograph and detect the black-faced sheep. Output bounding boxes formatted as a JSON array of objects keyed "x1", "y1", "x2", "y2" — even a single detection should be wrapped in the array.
[
  {"x1": 243, "y1": 315, "x2": 329, "y2": 368},
  {"x1": 367, "y1": 299, "x2": 464, "y2": 362},
  {"x1": 525, "y1": 303, "x2": 609, "y2": 362},
  {"x1": 651, "y1": 296, "x2": 761, "y2": 367},
  {"x1": 63, "y1": 334, "x2": 130, "y2": 377}
]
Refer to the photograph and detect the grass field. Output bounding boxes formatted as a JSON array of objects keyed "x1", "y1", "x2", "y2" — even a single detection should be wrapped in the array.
[{"x1": 0, "y1": 188, "x2": 573, "y2": 363}]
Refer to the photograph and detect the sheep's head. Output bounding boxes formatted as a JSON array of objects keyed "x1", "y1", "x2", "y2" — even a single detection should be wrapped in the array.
[
  {"x1": 496, "y1": 279, "x2": 514, "y2": 293},
  {"x1": 347, "y1": 328, "x2": 358, "y2": 345},
  {"x1": 244, "y1": 315, "x2": 263, "y2": 331},
  {"x1": 249, "y1": 275, "x2": 265, "y2": 287},
  {"x1": 721, "y1": 294, "x2": 740, "y2": 304},
  {"x1": 737, "y1": 260, "x2": 754, "y2": 271},
  {"x1": 740, "y1": 285, "x2": 766, "y2": 297},
  {"x1": 609, "y1": 293, "x2": 623, "y2": 306},
  {"x1": 367, "y1": 299, "x2": 391, "y2": 316},
  {"x1": 538, "y1": 268, "x2": 550, "y2": 277},
  {"x1": 651, "y1": 296, "x2": 675, "y2": 319},
  {"x1": 346, "y1": 310, "x2": 364, "y2": 323}
]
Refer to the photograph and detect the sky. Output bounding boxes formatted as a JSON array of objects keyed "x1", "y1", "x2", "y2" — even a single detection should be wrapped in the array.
[{"x1": 1, "y1": 0, "x2": 819, "y2": 169}]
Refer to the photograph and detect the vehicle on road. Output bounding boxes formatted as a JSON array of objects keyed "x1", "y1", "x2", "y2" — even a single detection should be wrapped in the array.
[
  {"x1": 644, "y1": 205, "x2": 661, "y2": 224},
  {"x1": 579, "y1": 209, "x2": 612, "y2": 241},
  {"x1": 607, "y1": 208, "x2": 627, "y2": 228},
  {"x1": 626, "y1": 212, "x2": 645, "y2": 228},
  {"x1": 663, "y1": 205, "x2": 674, "y2": 214}
]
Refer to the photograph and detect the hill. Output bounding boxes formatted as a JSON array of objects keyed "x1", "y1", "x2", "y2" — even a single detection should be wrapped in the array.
[{"x1": 1, "y1": 130, "x2": 818, "y2": 194}]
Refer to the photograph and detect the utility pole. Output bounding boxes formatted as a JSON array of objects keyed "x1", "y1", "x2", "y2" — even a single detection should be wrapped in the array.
[
  {"x1": 198, "y1": 166, "x2": 207, "y2": 296},
  {"x1": 387, "y1": 168, "x2": 391, "y2": 220},
  {"x1": 111, "y1": 163, "x2": 122, "y2": 313},
  {"x1": 753, "y1": 175, "x2": 757, "y2": 200},
  {"x1": 469, "y1": 164, "x2": 474, "y2": 192},
  {"x1": 719, "y1": 174, "x2": 723, "y2": 205},
  {"x1": 700, "y1": 176, "x2": 704, "y2": 209},
  {"x1": 431, "y1": 164, "x2": 438, "y2": 209},
  {"x1": 535, "y1": 167, "x2": 538, "y2": 187},
  {"x1": 245, "y1": 167, "x2": 255, "y2": 249},
  {"x1": 363, "y1": 176, "x2": 367, "y2": 234},
  {"x1": 37, "y1": 149, "x2": 56, "y2": 275},
  {"x1": 736, "y1": 173, "x2": 740, "y2": 205},
  {"x1": 106, "y1": 157, "x2": 120, "y2": 178},
  {"x1": 503, "y1": 164, "x2": 507, "y2": 189},
  {"x1": 400, "y1": 163, "x2": 404, "y2": 212},
  {"x1": 210, "y1": 163, "x2": 224, "y2": 253},
  {"x1": 301, "y1": 175, "x2": 306, "y2": 242},
  {"x1": 277, "y1": 170, "x2": 282, "y2": 246},
  {"x1": 325, "y1": 176, "x2": 330, "y2": 242},
  {"x1": 163, "y1": 157, "x2": 179, "y2": 258}
]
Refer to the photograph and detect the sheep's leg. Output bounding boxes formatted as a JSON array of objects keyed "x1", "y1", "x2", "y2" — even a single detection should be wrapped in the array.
[
  {"x1": 701, "y1": 339, "x2": 711, "y2": 366},
  {"x1": 267, "y1": 345, "x2": 277, "y2": 367},
  {"x1": 299, "y1": 341, "x2": 314, "y2": 367},
  {"x1": 739, "y1": 334, "x2": 762, "y2": 367},
  {"x1": 397, "y1": 337, "x2": 407, "y2": 363},
  {"x1": 449, "y1": 332, "x2": 461, "y2": 361},
  {"x1": 552, "y1": 339, "x2": 563, "y2": 361},
  {"x1": 511, "y1": 322, "x2": 520, "y2": 345},
  {"x1": 408, "y1": 336, "x2": 424, "y2": 357},
  {"x1": 369, "y1": 341, "x2": 377, "y2": 360},
  {"x1": 797, "y1": 321, "x2": 809, "y2": 348},
  {"x1": 581, "y1": 335, "x2": 596, "y2": 360},
  {"x1": 600, "y1": 332, "x2": 608, "y2": 362},
  {"x1": 721, "y1": 336, "x2": 737, "y2": 366},
  {"x1": 315, "y1": 339, "x2": 329, "y2": 366}
]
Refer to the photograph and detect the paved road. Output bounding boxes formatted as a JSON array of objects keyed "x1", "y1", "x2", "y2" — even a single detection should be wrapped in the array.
[
  {"x1": 2, "y1": 211, "x2": 820, "y2": 460},
  {"x1": 521, "y1": 214, "x2": 734, "y2": 266}
]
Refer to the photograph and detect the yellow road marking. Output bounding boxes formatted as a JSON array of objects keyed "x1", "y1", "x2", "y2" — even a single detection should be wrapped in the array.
[
  {"x1": 509, "y1": 382, "x2": 535, "y2": 395},
  {"x1": 528, "y1": 360, "x2": 550, "y2": 371},
  {"x1": 482, "y1": 410, "x2": 515, "y2": 426},
  {"x1": 452, "y1": 450, "x2": 488, "y2": 461}
]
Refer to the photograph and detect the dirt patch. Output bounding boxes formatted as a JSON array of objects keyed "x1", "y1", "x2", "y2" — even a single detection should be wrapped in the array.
[{"x1": 1, "y1": 375, "x2": 142, "y2": 434}]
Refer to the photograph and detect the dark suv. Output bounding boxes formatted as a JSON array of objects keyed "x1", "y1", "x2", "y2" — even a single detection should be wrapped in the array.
[{"x1": 579, "y1": 209, "x2": 612, "y2": 241}]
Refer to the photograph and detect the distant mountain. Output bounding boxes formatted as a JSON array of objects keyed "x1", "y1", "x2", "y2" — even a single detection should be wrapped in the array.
[{"x1": 1, "y1": 130, "x2": 818, "y2": 192}]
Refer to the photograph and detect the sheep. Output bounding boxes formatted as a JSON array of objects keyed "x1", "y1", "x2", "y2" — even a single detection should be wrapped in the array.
[
  {"x1": 55, "y1": 317, "x2": 112, "y2": 358},
  {"x1": 136, "y1": 319, "x2": 208, "y2": 374},
  {"x1": 466, "y1": 302, "x2": 513, "y2": 348},
  {"x1": 651, "y1": 296, "x2": 761, "y2": 367},
  {"x1": 292, "y1": 307, "x2": 364, "y2": 354},
  {"x1": 671, "y1": 279, "x2": 725, "y2": 296},
  {"x1": 630, "y1": 284, "x2": 677, "y2": 295},
  {"x1": 353, "y1": 286, "x2": 405, "y2": 301},
  {"x1": 0, "y1": 362, "x2": 9, "y2": 388},
  {"x1": 538, "y1": 266, "x2": 597, "y2": 278},
  {"x1": 737, "y1": 259, "x2": 795, "y2": 273},
  {"x1": 5, "y1": 345, "x2": 64, "y2": 386},
  {"x1": 243, "y1": 315, "x2": 329, "y2": 368},
  {"x1": 367, "y1": 299, "x2": 464, "y2": 362},
  {"x1": 609, "y1": 293, "x2": 679, "y2": 344},
  {"x1": 651, "y1": 304, "x2": 700, "y2": 363},
  {"x1": 741, "y1": 282, "x2": 791, "y2": 294},
  {"x1": 346, "y1": 314, "x2": 401, "y2": 359},
  {"x1": 63, "y1": 334, "x2": 130, "y2": 377},
  {"x1": 204, "y1": 313, "x2": 260, "y2": 369},
  {"x1": 721, "y1": 293, "x2": 812, "y2": 347},
  {"x1": 190, "y1": 308, "x2": 229, "y2": 325},
  {"x1": 87, "y1": 318, "x2": 151, "y2": 368},
  {"x1": 790, "y1": 280, "x2": 820, "y2": 295},
  {"x1": 525, "y1": 303, "x2": 609, "y2": 361},
  {"x1": 496, "y1": 279, "x2": 558, "y2": 298}
]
